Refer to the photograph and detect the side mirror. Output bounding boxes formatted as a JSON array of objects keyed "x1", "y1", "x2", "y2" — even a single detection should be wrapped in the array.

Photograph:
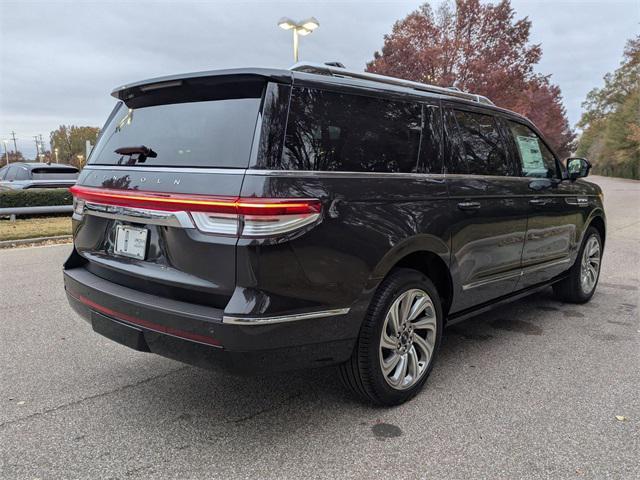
[{"x1": 565, "y1": 157, "x2": 591, "y2": 181}]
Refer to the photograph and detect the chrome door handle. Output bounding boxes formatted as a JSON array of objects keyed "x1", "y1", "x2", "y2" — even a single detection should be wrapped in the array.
[
  {"x1": 529, "y1": 198, "x2": 550, "y2": 206},
  {"x1": 457, "y1": 201, "x2": 481, "y2": 211}
]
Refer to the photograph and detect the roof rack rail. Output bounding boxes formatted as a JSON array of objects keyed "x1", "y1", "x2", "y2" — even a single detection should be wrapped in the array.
[{"x1": 289, "y1": 61, "x2": 494, "y2": 106}]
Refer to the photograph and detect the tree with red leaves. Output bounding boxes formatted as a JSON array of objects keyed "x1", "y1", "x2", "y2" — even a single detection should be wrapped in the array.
[{"x1": 367, "y1": 0, "x2": 575, "y2": 156}]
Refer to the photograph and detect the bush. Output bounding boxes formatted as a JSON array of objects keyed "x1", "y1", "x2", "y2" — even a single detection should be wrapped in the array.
[{"x1": 0, "y1": 188, "x2": 73, "y2": 209}]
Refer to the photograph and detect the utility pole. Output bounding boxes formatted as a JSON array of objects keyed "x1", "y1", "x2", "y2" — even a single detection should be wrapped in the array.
[
  {"x1": 10, "y1": 131, "x2": 17, "y2": 153},
  {"x1": 33, "y1": 135, "x2": 40, "y2": 160},
  {"x1": 39, "y1": 134, "x2": 46, "y2": 161}
]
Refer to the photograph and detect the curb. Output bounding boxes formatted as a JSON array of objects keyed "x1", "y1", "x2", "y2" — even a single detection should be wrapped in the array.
[{"x1": 0, "y1": 235, "x2": 73, "y2": 249}]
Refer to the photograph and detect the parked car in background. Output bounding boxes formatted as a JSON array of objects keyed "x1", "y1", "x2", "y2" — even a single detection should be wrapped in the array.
[
  {"x1": 0, "y1": 162, "x2": 79, "y2": 190},
  {"x1": 63, "y1": 62, "x2": 605, "y2": 406}
]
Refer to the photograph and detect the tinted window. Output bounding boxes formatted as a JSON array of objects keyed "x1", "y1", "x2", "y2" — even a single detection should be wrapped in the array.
[
  {"x1": 5, "y1": 165, "x2": 26, "y2": 180},
  {"x1": 420, "y1": 105, "x2": 444, "y2": 174},
  {"x1": 449, "y1": 110, "x2": 511, "y2": 176},
  {"x1": 15, "y1": 167, "x2": 29, "y2": 180},
  {"x1": 507, "y1": 121, "x2": 557, "y2": 178},
  {"x1": 282, "y1": 88, "x2": 422, "y2": 172},
  {"x1": 4, "y1": 166, "x2": 18, "y2": 180},
  {"x1": 89, "y1": 98, "x2": 261, "y2": 168}
]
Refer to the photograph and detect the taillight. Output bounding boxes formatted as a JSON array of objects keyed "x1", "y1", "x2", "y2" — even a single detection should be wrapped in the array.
[{"x1": 69, "y1": 186, "x2": 322, "y2": 237}]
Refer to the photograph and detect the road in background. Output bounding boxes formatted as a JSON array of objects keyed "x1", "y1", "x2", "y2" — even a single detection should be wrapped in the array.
[{"x1": 1, "y1": 176, "x2": 638, "y2": 479}]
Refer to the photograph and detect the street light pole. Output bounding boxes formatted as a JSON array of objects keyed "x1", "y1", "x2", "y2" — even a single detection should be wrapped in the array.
[
  {"x1": 2, "y1": 140, "x2": 8, "y2": 165},
  {"x1": 292, "y1": 28, "x2": 299, "y2": 62},
  {"x1": 278, "y1": 17, "x2": 319, "y2": 62},
  {"x1": 54, "y1": 147, "x2": 59, "y2": 163}
]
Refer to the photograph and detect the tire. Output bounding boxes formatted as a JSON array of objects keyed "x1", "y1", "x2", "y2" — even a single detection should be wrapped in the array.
[
  {"x1": 553, "y1": 227, "x2": 603, "y2": 303},
  {"x1": 339, "y1": 268, "x2": 443, "y2": 406}
]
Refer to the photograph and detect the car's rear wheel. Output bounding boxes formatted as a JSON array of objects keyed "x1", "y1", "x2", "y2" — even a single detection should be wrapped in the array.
[
  {"x1": 553, "y1": 227, "x2": 602, "y2": 303},
  {"x1": 339, "y1": 268, "x2": 443, "y2": 406}
]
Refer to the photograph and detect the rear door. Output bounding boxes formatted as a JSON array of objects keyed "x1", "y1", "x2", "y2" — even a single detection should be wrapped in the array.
[
  {"x1": 444, "y1": 106, "x2": 528, "y2": 313},
  {"x1": 71, "y1": 77, "x2": 268, "y2": 309}
]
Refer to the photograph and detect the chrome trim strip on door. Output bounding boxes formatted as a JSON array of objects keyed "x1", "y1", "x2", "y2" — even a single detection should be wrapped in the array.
[
  {"x1": 521, "y1": 257, "x2": 572, "y2": 274},
  {"x1": 223, "y1": 308, "x2": 350, "y2": 325},
  {"x1": 463, "y1": 257, "x2": 574, "y2": 290},
  {"x1": 462, "y1": 271, "x2": 522, "y2": 291},
  {"x1": 83, "y1": 202, "x2": 195, "y2": 228}
]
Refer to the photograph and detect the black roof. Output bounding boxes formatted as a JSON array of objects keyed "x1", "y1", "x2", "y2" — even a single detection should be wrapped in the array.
[
  {"x1": 111, "y1": 66, "x2": 528, "y2": 123},
  {"x1": 4, "y1": 162, "x2": 78, "y2": 171}
]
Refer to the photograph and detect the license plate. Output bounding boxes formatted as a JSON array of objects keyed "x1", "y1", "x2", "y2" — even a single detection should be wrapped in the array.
[{"x1": 114, "y1": 225, "x2": 148, "y2": 260}]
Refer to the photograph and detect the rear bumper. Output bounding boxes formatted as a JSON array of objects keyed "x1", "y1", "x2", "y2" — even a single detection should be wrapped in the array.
[{"x1": 63, "y1": 267, "x2": 357, "y2": 374}]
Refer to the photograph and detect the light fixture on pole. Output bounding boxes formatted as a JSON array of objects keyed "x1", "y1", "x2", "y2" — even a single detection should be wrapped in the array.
[
  {"x1": 2, "y1": 140, "x2": 8, "y2": 165},
  {"x1": 277, "y1": 17, "x2": 319, "y2": 62}
]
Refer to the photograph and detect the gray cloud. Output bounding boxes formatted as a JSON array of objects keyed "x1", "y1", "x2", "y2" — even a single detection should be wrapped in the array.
[{"x1": 1, "y1": 0, "x2": 638, "y2": 159}]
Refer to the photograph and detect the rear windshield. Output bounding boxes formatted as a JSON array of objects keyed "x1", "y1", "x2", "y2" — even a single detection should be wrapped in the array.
[{"x1": 89, "y1": 97, "x2": 262, "y2": 168}]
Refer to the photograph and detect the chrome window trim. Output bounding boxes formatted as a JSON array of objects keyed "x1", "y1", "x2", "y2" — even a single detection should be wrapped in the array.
[
  {"x1": 82, "y1": 165, "x2": 445, "y2": 179},
  {"x1": 245, "y1": 170, "x2": 445, "y2": 179},
  {"x1": 223, "y1": 307, "x2": 350, "y2": 325},
  {"x1": 83, "y1": 165, "x2": 247, "y2": 175}
]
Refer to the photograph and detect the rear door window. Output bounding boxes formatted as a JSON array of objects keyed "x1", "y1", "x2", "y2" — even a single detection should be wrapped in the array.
[
  {"x1": 89, "y1": 93, "x2": 262, "y2": 168},
  {"x1": 507, "y1": 121, "x2": 558, "y2": 178},
  {"x1": 282, "y1": 87, "x2": 422, "y2": 172},
  {"x1": 448, "y1": 109, "x2": 512, "y2": 176}
]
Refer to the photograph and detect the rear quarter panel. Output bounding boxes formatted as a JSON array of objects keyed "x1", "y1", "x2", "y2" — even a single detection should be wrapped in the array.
[{"x1": 229, "y1": 173, "x2": 450, "y2": 335}]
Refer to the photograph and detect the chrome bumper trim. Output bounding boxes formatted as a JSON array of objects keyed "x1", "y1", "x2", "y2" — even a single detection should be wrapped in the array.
[
  {"x1": 83, "y1": 202, "x2": 195, "y2": 228},
  {"x1": 223, "y1": 308, "x2": 350, "y2": 325}
]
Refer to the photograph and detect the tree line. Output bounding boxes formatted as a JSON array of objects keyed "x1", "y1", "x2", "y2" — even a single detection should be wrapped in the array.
[
  {"x1": 2, "y1": 125, "x2": 99, "y2": 168},
  {"x1": 3, "y1": 1, "x2": 636, "y2": 179},
  {"x1": 576, "y1": 36, "x2": 639, "y2": 179}
]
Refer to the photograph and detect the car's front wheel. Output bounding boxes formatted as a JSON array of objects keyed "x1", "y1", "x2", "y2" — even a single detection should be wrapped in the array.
[
  {"x1": 339, "y1": 268, "x2": 443, "y2": 406},
  {"x1": 553, "y1": 226, "x2": 603, "y2": 303}
]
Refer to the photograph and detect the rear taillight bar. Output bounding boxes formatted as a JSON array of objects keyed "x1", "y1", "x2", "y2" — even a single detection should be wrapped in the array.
[{"x1": 70, "y1": 185, "x2": 322, "y2": 237}]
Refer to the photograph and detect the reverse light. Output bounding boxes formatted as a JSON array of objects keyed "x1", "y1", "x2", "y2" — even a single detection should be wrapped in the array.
[
  {"x1": 73, "y1": 197, "x2": 85, "y2": 217},
  {"x1": 69, "y1": 186, "x2": 322, "y2": 237}
]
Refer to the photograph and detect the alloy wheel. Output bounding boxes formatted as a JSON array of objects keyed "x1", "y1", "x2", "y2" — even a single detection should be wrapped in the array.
[
  {"x1": 580, "y1": 235, "x2": 601, "y2": 294},
  {"x1": 379, "y1": 288, "x2": 437, "y2": 390}
]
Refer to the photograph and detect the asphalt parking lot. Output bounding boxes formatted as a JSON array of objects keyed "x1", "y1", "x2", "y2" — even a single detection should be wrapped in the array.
[{"x1": 1, "y1": 175, "x2": 638, "y2": 479}]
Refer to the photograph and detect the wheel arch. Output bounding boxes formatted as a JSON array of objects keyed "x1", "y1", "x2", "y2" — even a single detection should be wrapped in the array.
[
  {"x1": 368, "y1": 235, "x2": 453, "y2": 316},
  {"x1": 588, "y1": 213, "x2": 606, "y2": 248}
]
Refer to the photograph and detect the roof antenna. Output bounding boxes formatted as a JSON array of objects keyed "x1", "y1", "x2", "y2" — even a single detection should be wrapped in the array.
[{"x1": 324, "y1": 62, "x2": 345, "y2": 68}]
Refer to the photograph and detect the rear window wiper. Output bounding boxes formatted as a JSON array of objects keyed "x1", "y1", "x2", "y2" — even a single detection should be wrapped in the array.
[{"x1": 115, "y1": 145, "x2": 157, "y2": 165}]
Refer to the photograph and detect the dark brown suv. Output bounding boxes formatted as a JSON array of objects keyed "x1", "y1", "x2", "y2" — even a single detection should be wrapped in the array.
[{"x1": 63, "y1": 62, "x2": 605, "y2": 405}]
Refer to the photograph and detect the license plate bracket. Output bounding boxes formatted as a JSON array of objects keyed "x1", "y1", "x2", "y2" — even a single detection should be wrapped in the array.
[{"x1": 114, "y1": 225, "x2": 148, "y2": 260}]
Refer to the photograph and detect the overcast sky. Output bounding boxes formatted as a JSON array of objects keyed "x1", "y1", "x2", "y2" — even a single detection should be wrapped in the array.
[{"x1": 1, "y1": 0, "x2": 638, "y2": 159}]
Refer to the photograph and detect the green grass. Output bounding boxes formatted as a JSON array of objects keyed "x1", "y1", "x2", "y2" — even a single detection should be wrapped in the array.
[{"x1": 0, "y1": 216, "x2": 72, "y2": 241}]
